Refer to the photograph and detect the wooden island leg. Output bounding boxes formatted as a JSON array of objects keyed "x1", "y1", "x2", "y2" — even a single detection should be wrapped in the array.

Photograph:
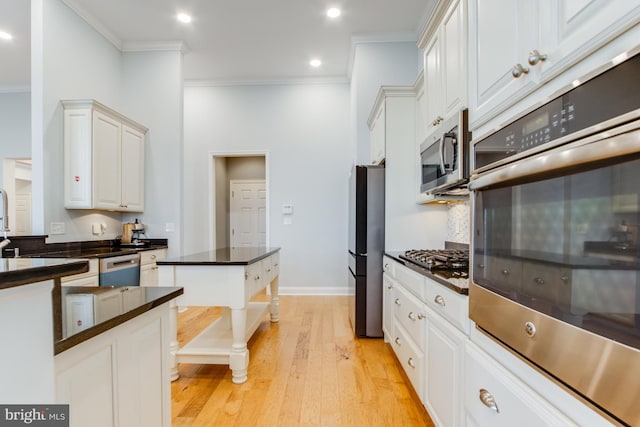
[
  {"x1": 230, "y1": 307, "x2": 249, "y2": 384},
  {"x1": 269, "y1": 277, "x2": 280, "y2": 323}
]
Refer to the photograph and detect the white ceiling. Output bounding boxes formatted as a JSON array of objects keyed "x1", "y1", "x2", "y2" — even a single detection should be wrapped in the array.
[{"x1": 1, "y1": 0, "x2": 435, "y2": 89}]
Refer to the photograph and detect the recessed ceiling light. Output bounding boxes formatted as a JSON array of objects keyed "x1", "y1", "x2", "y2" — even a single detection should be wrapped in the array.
[
  {"x1": 177, "y1": 13, "x2": 192, "y2": 24},
  {"x1": 0, "y1": 31, "x2": 13, "y2": 41},
  {"x1": 327, "y1": 8, "x2": 341, "y2": 18},
  {"x1": 310, "y1": 59, "x2": 322, "y2": 68}
]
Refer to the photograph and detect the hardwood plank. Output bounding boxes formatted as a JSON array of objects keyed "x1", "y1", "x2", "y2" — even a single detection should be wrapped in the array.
[{"x1": 171, "y1": 296, "x2": 434, "y2": 426}]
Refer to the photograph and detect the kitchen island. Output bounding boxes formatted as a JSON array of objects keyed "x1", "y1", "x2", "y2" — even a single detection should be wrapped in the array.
[{"x1": 157, "y1": 246, "x2": 280, "y2": 383}]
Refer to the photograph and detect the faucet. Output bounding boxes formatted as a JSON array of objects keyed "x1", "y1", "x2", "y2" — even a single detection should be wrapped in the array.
[{"x1": 0, "y1": 190, "x2": 10, "y2": 256}]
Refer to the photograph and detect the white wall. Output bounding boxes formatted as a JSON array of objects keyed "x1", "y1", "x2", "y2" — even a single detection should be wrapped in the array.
[
  {"x1": 0, "y1": 92, "x2": 31, "y2": 189},
  {"x1": 33, "y1": 0, "x2": 183, "y2": 251},
  {"x1": 184, "y1": 83, "x2": 352, "y2": 293},
  {"x1": 350, "y1": 41, "x2": 422, "y2": 165},
  {"x1": 121, "y1": 51, "x2": 184, "y2": 258}
]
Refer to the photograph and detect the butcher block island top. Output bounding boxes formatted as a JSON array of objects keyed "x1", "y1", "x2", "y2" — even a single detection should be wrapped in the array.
[
  {"x1": 157, "y1": 247, "x2": 281, "y2": 384},
  {"x1": 156, "y1": 246, "x2": 280, "y2": 266}
]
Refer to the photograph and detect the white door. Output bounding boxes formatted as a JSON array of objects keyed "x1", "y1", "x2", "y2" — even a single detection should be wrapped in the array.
[
  {"x1": 230, "y1": 180, "x2": 266, "y2": 247},
  {"x1": 14, "y1": 192, "x2": 31, "y2": 235}
]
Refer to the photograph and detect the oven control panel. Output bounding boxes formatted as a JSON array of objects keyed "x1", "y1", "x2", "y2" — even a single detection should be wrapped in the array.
[{"x1": 473, "y1": 50, "x2": 640, "y2": 172}]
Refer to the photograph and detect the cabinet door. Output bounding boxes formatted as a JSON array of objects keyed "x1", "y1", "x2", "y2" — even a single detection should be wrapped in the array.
[
  {"x1": 539, "y1": 0, "x2": 640, "y2": 82},
  {"x1": 469, "y1": 0, "x2": 540, "y2": 126},
  {"x1": 56, "y1": 345, "x2": 115, "y2": 427},
  {"x1": 64, "y1": 108, "x2": 93, "y2": 208},
  {"x1": 382, "y1": 274, "x2": 395, "y2": 342},
  {"x1": 441, "y1": 0, "x2": 466, "y2": 115},
  {"x1": 425, "y1": 311, "x2": 465, "y2": 427},
  {"x1": 93, "y1": 111, "x2": 122, "y2": 210},
  {"x1": 370, "y1": 102, "x2": 386, "y2": 164},
  {"x1": 121, "y1": 124, "x2": 145, "y2": 212},
  {"x1": 423, "y1": 32, "x2": 442, "y2": 134}
]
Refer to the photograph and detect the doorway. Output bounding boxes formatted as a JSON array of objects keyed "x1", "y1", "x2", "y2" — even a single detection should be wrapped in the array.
[
  {"x1": 210, "y1": 154, "x2": 268, "y2": 249},
  {"x1": 2, "y1": 158, "x2": 32, "y2": 235}
]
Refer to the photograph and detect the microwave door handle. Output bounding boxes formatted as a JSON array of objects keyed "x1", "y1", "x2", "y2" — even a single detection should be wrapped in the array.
[{"x1": 439, "y1": 133, "x2": 447, "y2": 175}]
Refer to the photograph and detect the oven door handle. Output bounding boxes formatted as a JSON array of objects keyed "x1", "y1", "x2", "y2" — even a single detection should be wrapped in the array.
[{"x1": 469, "y1": 124, "x2": 640, "y2": 190}]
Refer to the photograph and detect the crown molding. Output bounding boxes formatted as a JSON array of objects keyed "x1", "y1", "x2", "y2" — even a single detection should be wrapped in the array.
[
  {"x1": 417, "y1": 0, "x2": 452, "y2": 48},
  {"x1": 61, "y1": 0, "x2": 123, "y2": 50},
  {"x1": 184, "y1": 76, "x2": 349, "y2": 88},
  {"x1": 122, "y1": 41, "x2": 190, "y2": 54}
]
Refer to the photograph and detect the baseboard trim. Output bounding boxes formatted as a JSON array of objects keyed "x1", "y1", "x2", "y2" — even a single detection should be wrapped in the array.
[{"x1": 277, "y1": 287, "x2": 352, "y2": 296}]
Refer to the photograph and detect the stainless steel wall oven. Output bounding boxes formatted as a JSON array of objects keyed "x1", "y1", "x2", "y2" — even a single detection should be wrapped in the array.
[{"x1": 469, "y1": 49, "x2": 640, "y2": 426}]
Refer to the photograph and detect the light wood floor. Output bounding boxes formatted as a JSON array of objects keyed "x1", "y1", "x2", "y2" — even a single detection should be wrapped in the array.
[{"x1": 171, "y1": 294, "x2": 434, "y2": 427}]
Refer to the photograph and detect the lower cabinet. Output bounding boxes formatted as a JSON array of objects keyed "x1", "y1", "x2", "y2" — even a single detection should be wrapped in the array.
[
  {"x1": 425, "y1": 309, "x2": 465, "y2": 427},
  {"x1": 61, "y1": 258, "x2": 99, "y2": 287},
  {"x1": 140, "y1": 248, "x2": 167, "y2": 286},
  {"x1": 464, "y1": 341, "x2": 575, "y2": 427},
  {"x1": 55, "y1": 303, "x2": 171, "y2": 427}
]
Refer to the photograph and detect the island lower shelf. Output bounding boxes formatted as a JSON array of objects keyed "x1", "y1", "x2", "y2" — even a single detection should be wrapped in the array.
[{"x1": 176, "y1": 301, "x2": 269, "y2": 365}]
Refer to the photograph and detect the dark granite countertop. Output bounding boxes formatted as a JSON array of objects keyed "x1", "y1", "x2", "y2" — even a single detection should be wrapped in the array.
[
  {"x1": 27, "y1": 244, "x2": 168, "y2": 259},
  {"x1": 157, "y1": 246, "x2": 280, "y2": 266},
  {"x1": 55, "y1": 286, "x2": 183, "y2": 354},
  {"x1": 385, "y1": 252, "x2": 469, "y2": 295},
  {"x1": 0, "y1": 258, "x2": 89, "y2": 291}
]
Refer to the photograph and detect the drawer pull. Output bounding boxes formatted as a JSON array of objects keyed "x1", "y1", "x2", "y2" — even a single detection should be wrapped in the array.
[
  {"x1": 151, "y1": 254, "x2": 156, "y2": 260},
  {"x1": 245, "y1": 272, "x2": 249, "y2": 280},
  {"x1": 266, "y1": 268, "x2": 271, "y2": 272},
  {"x1": 254, "y1": 275, "x2": 261, "y2": 281},
  {"x1": 395, "y1": 337, "x2": 401, "y2": 345},
  {"x1": 395, "y1": 298, "x2": 401, "y2": 306},
  {"x1": 479, "y1": 389, "x2": 499, "y2": 413},
  {"x1": 534, "y1": 277, "x2": 545, "y2": 285},
  {"x1": 384, "y1": 263, "x2": 390, "y2": 270},
  {"x1": 408, "y1": 312, "x2": 416, "y2": 321},
  {"x1": 407, "y1": 358, "x2": 416, "y2": 368},
  {"x1": 561, "y1": 275, "x2": 569, "y2": 283},
  {"x1": 501, "y1": 269, "x2": 509, "y2": 276},
  {"x1": 417, "y1": 313, "x2": 425, "y2": 320},
  {"x1": 386, "y1": 284, "x2": 393, "y2": 290},
  {"x1": 434, "y1": 295, "x2": 446, "y2": 307}
]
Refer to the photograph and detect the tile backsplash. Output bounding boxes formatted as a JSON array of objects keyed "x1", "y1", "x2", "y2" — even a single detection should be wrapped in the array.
[{"x1": 447, "y1": 201, "x2": 470, "y2": 244}]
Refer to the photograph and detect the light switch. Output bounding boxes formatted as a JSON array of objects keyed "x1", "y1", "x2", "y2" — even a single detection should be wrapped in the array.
[
  {"x1": 50, "y1": 222, "x2": 65, "y2": 235},
  {"x1": 282, "y1": 204, "x2": 293, "y2": 215}
]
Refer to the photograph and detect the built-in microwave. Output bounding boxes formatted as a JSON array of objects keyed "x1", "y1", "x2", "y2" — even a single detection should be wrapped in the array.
[{"x1": 420, "y1": 108, "x2": 470, "y2": 195}]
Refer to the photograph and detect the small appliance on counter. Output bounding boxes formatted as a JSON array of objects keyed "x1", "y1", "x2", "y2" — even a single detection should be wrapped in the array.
[{"x1": 120, "y1": 219, "x2": 148, "y2": 247}]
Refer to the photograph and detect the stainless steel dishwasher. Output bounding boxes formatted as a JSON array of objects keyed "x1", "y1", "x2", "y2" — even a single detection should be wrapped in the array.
[{"x1": 99, "y1": 253, "x2": 141, "y2": 286}]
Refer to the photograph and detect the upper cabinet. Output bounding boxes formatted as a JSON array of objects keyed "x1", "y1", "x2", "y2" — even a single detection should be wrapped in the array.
[
  {"x1": 419, "y1": 0, "x2": 468, "y2": 136},
  {"x1": 63, "y1": 100, "x2": 147, "y2": 212},
  {"x1": 469, "y1": 0, "x2": 640, "y2": 129}
]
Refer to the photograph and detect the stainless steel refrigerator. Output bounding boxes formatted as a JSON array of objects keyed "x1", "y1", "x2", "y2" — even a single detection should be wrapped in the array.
[{"x1": 348, "y1": 165, "x2": 384, "y2": 338}]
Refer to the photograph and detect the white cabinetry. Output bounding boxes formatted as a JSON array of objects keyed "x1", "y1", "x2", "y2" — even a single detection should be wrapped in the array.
[
  {"x1": 469, "y1": 0, "x2": 640, "y2": 128},
  {"x1": 382, "y1": 257, "x2": 395, "y2": 342},
  {"x1": 419, "y1": 0, "x2": 467, "y2": 135},
  {"x1": 63, "y1": 99, "x2": 147, "y2": 212},
  {"x1": 140, "y1": 248, "x2": 168, "y2": 287},
  {"x1": 60, "y1": 258, "x2": 99, "y2": 287},
  {"x1": 56, "y1": 303, "x2": 171, "y2": 427},
  {"x1": 368, "y1": 99, "x2": 386, "y2": 164}
]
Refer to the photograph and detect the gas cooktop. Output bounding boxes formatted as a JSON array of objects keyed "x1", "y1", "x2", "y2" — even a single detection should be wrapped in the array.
[{"x1": 400, "y1": 248, "x2": 469, "y2": 270}]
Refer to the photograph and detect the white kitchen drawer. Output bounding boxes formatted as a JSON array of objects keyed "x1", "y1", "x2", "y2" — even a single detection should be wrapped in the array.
[
  {"x1": 139, "y1": 248, "x2": 167, "y2": 265},
  {"x1": 424, "y1": 276, "x2": 470, "y2": 334},
  {"x1": 464, "y1": 342, "x2": 575, "y2": 427},
  {"x1": 383, "y1": 256, "x2": 395, "y2": 277},
  {"x1": 394, "y1": 261, "x2": 426, "y2": 301},
  {"x1": 391, "y1": 322, "x2": 424, "y2": 400},
  {"x1": 393, "y1": 284, "x2": 427, "y2": 347},
  {"x1": 61, "y1": 258, "x2": 99, "y2": 284},
  {"x1": 244, "y1": 261, "x2": 264, "y2": 298}
]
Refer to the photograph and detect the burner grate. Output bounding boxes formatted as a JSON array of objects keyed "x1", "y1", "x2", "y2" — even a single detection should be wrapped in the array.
[{"x1": 400, "y1": 249, "x2": 469, "y2": 270}]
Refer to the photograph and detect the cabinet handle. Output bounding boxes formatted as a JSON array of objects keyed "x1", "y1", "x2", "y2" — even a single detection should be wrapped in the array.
[
  {"x1": 432, "y1": 115, "x2": 444, "y2": 126},
  {"x1": 254, "y1": 275, "x2": 260, "y2": 281},
  {"x1": 501, "y1": 269, "x2": 509, "y2": 276},
  {"x1": 407, "y1": 358, "x2": 416, "y2": 368},
  {"x1": 408, "y1": 312, "x2": 416, "y2": 321},
  {"x1": 511, "y1": 63, "x2": 529, "y2": 78},
  {"x1": 384, "y1": 263, "x2": 390, "y2": 270},
  {"x1": 534, "y1": 277, "x2": 545, "y2": 285},
  {"x1": 434, "y1": 295, "x2": 446, "y2": 307},
  {"x1": 245, "y1": 272, "x2": 249, "y2": 280},
  {"x1": 395, "y1": 336, "x2": 401, "y2": 345},
  {"x1": 151, "y1": 255, "x2": 156, "y2": 260},
  {"x1": 395, "y1": 298, "x2": 401, "y2": 305},
  {"x1": 266, "y1": 268, "x2": 271, "y2": 272},
  {"x1": 477, "y1": 263, "x2": 485, "y2": 269},
  {"x1": 417, "y1": 313, "x2": 425, "y2": 320},
  {"x1": 561, "y1": 275, "x2": 569, "y2": 283},
  {"x1": 152, "y1": 266, "x2": 158, "y2": 271},
  {"x1": 386, "y1": 284, "x2": 393, "y2": 290},
  {"x1": 527, "y1": 49, "x2": 547, "y2": 66},
  {"x1": 479, "y1": 389, "x2": 499, "y2": 413}
]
